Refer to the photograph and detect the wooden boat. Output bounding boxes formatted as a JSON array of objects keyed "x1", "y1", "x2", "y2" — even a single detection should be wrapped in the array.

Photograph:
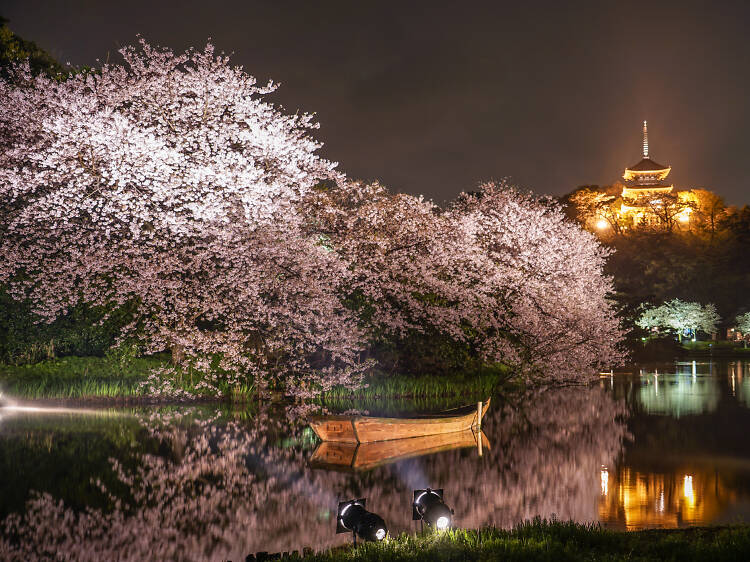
[
  {"x1": 309, "y1": 398, "x2": 490, "y2": 443},
  {"x1": 309, "y1": 429, "x2": 491, "y2": 472}
]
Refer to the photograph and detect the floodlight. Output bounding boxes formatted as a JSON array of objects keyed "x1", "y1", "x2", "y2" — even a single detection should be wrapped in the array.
[
  {"x1": 412, "y1": 488, "x2": 453, "y2": 530},
  {"x1": 336, "y1": 499, "x2": 387, "y2": 542}
]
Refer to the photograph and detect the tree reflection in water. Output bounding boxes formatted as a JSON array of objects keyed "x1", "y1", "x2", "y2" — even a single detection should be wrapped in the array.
[{"x1": 0, "y1": 387, "x2": 627, "y2": 561}]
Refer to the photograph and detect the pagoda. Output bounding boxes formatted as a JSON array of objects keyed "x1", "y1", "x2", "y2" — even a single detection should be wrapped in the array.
[
  {"x1": 618, "y1": 121, "x2": 685, "y2": 226},
  {"x1": 621, "y1": 121, "x2": 672, "y2": 199}
]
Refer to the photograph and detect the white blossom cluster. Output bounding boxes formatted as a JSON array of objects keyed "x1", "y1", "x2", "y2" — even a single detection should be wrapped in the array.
[
  {"x1": 637, "y1": 299, "x2": 719, "y2": 338},
  {"x1": 311, "y1": 181, "x2": 624, "y2": 381},
  {"x1": 0, "y1": 40, "x2": 623, "y2": 395},
  {"x1": 0, "y1": 41, "x2": 367, "y2": 397}
]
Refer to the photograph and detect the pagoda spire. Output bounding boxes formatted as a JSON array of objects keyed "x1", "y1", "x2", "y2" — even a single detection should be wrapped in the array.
[{"x1": 642, "y1": 120, "x2": 649, "y2": 158}]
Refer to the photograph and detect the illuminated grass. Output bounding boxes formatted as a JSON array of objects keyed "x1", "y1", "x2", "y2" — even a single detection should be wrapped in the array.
[
  {"x1": 317, "y1": 365, "x2": 514, "y2": 407},
  {"x1": 302, "y1": 519, "x2": 750, "y2": 561},
  {"x1": 0, "y1": 355, "x2": 257, "y2": 401},
  {"x1": 1, "y1": 356, "x2": 509, "y2": 404},
  {"x1": 0, "y1": 356, "x2": 158, "y2": 399}
]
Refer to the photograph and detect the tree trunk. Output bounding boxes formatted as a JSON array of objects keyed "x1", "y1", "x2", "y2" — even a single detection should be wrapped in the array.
[{"x1": 171, "y1": 343, "x2": 185, "y2": 365}]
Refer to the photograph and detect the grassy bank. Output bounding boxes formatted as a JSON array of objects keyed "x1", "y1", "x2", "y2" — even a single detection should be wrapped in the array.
[
  {"x1": 683, "y1": 340, "x2": 750, "y2": 357},
  {"x1": 318, "y1": 364, "x2": 513, "y2": 408},
  {"x1": 1, "y1": 356, "x2": 515, "y2": 404},
  {"x1": 0, "y1": 355, "x2": 257, "y2": 402},
  {"x1": 0, "y1": 355, "x2": 166, "y2": 400},
  {"x1": 300, "y1": 520, "x2": 750, "y2": 561}
]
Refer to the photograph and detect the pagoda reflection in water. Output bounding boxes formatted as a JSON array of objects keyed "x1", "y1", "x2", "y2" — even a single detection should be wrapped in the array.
[
  {"x1": 598, "y1": 467, "x2": 735, "y2": 529},
  {"x1": 598, "y1": 360, "x2": 750, "y2": 529}
]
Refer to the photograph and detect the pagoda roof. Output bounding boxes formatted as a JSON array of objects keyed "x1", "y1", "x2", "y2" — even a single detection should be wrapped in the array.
[{"x1": 625, "y1": 157, "x2": 670, "y2": 173}]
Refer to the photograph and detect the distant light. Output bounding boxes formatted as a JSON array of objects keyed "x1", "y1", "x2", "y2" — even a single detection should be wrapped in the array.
[
  {"x1": 596, "y1": 219, "x2": 609, "y2": 230},
  {"x1": 683, "y1": 475, "x2": 694, "y2": 504}
]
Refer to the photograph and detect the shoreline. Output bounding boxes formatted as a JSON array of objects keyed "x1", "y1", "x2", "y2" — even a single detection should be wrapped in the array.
[
  {"x1": 298, "y1": 521, "x2": 750, "y2": 561},
  {"x1": 0, "y1": 355, "x2": 513, "y2": 404}
]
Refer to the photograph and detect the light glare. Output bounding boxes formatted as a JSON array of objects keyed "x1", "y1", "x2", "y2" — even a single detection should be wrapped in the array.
[{"x1": 436, "y1": 516, "x2": 450, "y2": 530}]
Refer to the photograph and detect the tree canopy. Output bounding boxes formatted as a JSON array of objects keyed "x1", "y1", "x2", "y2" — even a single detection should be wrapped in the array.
[
  {"x1": 637, "y1": 299, "x2": 720, "y2": 341},
  {"x1": 1, "y1": 39, "x2": 623, "y2": 395}
]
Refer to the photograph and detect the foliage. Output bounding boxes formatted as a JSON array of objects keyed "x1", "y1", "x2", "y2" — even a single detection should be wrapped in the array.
[
  {"x1": 0, "y1": 40, "x2": 368, "y2": 398},
  {"x1": 0, "y1": 355, "x2": 164, "y2": 399},
  {"x1": 642, "y1": 192, "x2": 695, "y2": 233},
  {"x1": 311, "y1": 180, "x2": 623, "y2": 383},
  {"x1": 1, "y1": 37, "x2": 623, "y2": 398},
  {"x1": 735, "y1": 312, "x2": 750, "y2": 334},
  {"x1": 691, "y1": 189, "x2": 726, "y2": 239},
  {"x1": 0, "y1": 17, "x2": 65, "y2": 80},
  {"x1": 0, "y1": 287, "x2": 138, "y2": 364},
  {"x1": 318, "y1": 364, "x2": 512, "y2": 406},
  {"x1": 565, "y1": 184, "x2": 750, "y2": 345},
  {"x1": 637, "y1": 299, "x2": 720, "y2": 341},
  {"x1": 569, "y1": 186, "x2": 624, "y2": 234},
  {"x1": 0, "y1": 354, "x2": 258, "y2": 400}
]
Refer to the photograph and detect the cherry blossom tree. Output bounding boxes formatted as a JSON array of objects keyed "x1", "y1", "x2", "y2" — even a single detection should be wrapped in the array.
[
  {"x1": 637, "y1": 299, "x2": 720, "y2": 342},
  {"x1": 306, "y1": 180, "x2": 465, "y2": 342},
  {"x1": 446, "y1": 184, "x2": 624, "y2": 380},
  {"x1": 308, "y1": 180, "x2": 624, "y2": 382},
  {"x1": 734, "y1": 312, "x2": 750, "y2": 334},
  {"x1": 2, "y1": 38, "x2": 623, "y2": 393},
  {"x1": 0, "y1": 40, "x2": 367, "y2": 397}
]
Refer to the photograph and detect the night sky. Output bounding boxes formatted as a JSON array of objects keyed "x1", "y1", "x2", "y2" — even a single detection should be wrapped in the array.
[{"x1": 4, "y1": 0, "x2": 750, "y2": 204}]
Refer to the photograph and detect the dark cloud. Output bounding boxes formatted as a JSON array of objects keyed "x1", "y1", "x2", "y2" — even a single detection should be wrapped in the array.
[{"x1": 4, "y1": 0, "x2": 750, "y2": 204}]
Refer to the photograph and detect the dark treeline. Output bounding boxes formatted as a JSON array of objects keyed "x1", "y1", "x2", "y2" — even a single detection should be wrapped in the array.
[
  {"x1": 0, "y1": 16, "x2": 64, "y2": 79},
  {"x1": 564, "y1": 187, "x2": 750, "y2": 347}
]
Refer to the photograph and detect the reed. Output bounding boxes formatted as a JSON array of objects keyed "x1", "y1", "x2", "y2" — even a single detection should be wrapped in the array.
[
  {"x1": 316, "y1": 365, "x2": 514, "y2": 407},
  {"x1": 0, "y1": 356, "x2": 158, "y2": 399},
  {"x1": 1, "y1": 356, "x2": 511, "y2": 403},
  {"x1": 0, "y1": 355, "x2": 263, "y2": 402}
]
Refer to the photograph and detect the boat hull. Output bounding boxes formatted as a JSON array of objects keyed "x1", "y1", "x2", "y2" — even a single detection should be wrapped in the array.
[
  {"x1": 309, "y1": 398, "x2": 490, "y2": 443},
  {"x1": 309, "y1": 429, "x2": 491, "y2": 472}
]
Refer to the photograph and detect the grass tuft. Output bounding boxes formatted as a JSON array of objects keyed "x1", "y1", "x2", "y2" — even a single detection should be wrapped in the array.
[
  {"x1": 317, "y1": 365, "x2": 514, "y2": 408},
  {"x1": 300, "y1": 519, "x2": 750, "y2": 561}
]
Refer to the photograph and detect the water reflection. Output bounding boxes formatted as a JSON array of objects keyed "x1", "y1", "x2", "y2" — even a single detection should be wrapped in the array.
[
  {"x1": 4, "y1": 360, "x2": 750, "y2": 557},
  {"x1": 0, "y1": 386, "x2": 627, "y2": 560},
  {"x1": 598, "y1": 468, "x2": 737, "y2": 529},
  {"x1": 636, "y1": 365, "x2": 721, "y2": 417},
  {"x1": 597, "y1": 359, "x2": 750, "y2": 529}
]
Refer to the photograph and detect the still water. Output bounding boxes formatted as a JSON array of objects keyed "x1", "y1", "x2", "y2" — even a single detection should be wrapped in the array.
[{"x1": 1, "y1": 360, "x2": 750, "y2": 559}]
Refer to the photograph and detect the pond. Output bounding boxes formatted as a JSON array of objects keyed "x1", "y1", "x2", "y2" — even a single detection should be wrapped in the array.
[{"x1": 1, "y1": 360, "x2": 750, "y2": 560}]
